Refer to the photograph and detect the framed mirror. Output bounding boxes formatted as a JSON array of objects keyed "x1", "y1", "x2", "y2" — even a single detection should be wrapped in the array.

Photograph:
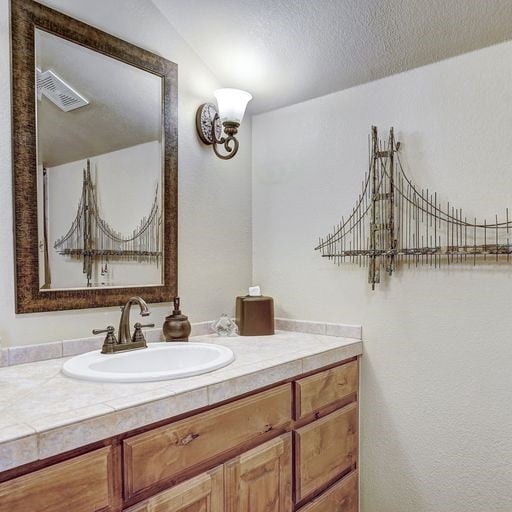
[{"x1": 11, "y1": 0, "x2": 178, "y2": 313}]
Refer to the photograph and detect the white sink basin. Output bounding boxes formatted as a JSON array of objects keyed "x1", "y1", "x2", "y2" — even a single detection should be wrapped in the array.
[{"x1": 62, "y1": 342, "x2": 235, "y2": 383}]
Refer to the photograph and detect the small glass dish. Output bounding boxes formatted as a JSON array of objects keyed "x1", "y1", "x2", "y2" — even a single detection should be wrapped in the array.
[{"x1": 211, "y1": 314, "x2": 239, "y2": 337}]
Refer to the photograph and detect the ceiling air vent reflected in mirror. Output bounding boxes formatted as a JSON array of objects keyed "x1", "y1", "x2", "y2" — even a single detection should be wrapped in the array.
[{"x1": 36, "y1": 68, "x2": 89, "y2": 112}]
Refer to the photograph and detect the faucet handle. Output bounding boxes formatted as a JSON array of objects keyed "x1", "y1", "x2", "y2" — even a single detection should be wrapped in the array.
[
  {"x1": 93, "y1": 326, "x2": 115, "y2": 336},
  {"x1": 93, "y1": 326, "x2": 118, "y2": 354},
  {"x1": 132, "y1": 322, "x2": 155, "y2": 344}
]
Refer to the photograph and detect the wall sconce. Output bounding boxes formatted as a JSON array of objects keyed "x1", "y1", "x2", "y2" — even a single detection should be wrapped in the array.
[{"x1": 196, "y1": 88, "x2": 252, "y2": 160}]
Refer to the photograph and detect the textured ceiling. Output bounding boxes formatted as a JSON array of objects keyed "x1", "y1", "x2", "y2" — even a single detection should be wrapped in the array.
[
  {"x1": 36, "y1": 29, "x2": 161, "y2": 167},
  {"x1": 152, "y1": 0, "x2": 512, "y2": 114}
]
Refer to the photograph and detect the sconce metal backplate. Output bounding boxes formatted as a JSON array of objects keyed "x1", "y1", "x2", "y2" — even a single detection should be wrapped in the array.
[{"x1": 196, "y1": 103, "x2": 222, "y2": 145}]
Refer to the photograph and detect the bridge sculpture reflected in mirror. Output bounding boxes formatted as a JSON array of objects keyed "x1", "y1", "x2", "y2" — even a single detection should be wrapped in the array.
[{"x1": 50, "y1": 160, "x2": 162, "y2": 289}]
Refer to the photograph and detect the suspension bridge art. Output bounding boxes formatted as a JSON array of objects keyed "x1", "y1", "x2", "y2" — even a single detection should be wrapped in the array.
[{"x1": 315, "y1": 126, "x2": 512, "y2": 289}]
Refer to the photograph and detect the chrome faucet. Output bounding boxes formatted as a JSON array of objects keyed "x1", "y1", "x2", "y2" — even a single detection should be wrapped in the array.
[{"x1": 93, "y1": 296, "x2": 154, "y2": 354}]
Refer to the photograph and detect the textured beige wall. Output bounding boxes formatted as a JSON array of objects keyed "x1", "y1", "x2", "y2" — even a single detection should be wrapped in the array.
[
  {"x1": 253, "y1": 42, "x2": 512, "y2": 512},
  {"x1": 0, "y1": 0, "x2": 252, "y2": 346}
]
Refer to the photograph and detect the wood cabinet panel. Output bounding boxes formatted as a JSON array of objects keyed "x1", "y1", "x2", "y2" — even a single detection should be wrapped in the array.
[
  {"x1": 125, "y1": 465, "x2": 223, "y2": 512},
  {"x1": 298, "y1": 471, "x2": 358, "y2": 512},
  {"x1": 224, "y1": 433, "x2": 292, "y2": 512},
  {"x1": 295, "y1": 361, "x2": 358, "y2": 420},
  {"x1": 0, "y1": 362, "x2": 360, "y2": 512},
  {"x1": 295, "y1": 402, "x2": 358, "y2": 502},
  {"x1": 124, "y1": 384, "x2": 292, "y2": 498},
  {"x1": 0, "y1": 446, "x2": 116, "y2": 512}
]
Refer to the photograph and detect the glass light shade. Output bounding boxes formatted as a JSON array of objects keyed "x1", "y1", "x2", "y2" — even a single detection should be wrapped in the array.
[{"x1": 214, "y1": 88, "x2": 252, "y2": 124}]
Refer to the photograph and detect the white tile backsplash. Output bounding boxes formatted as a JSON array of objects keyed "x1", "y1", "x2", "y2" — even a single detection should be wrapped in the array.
[
  {"x1": 275, "y1": 318, "x2": 361, "y2": 339},
  {"x1": 0, "y1": 349, "x2": 8, "y2": 368},
  {"x1": 3, "y1": 318, "x2": 361, "y2": 367},
  {"x1": 190, "y1": 321, "x2": 213, "y2": 337},
  {"x1": 8, "y1": 341, "x2": 63, "y2": 366},
  {"x1": 62, "y1": 336, "x2": 104, "y2": 357}
]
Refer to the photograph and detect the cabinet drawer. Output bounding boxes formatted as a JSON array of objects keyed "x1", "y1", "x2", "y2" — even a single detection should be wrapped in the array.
[
  {"x1": 298, "y1": 471, "x2": 358, "y2": 512},
  {"x1": 295, "y1": 402, "x2": 358, "y2": 502},
  {"x1": 0, "y1": 446, "x2": 116, "y2": 512},
  {"x1": 125, "y1": 465, "x2": 223, "y2": 512},
  {"x1": 124, "y1": 384, "x2": 292, "y2": 498},
  {"x1": 295, "y1": 360, "x2": 358, "y2": 420}
]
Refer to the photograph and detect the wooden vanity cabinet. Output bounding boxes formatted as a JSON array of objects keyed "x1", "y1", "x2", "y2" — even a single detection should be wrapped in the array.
[{"x1": 0, "y1": 357, "x2": 359, "y2": 512}]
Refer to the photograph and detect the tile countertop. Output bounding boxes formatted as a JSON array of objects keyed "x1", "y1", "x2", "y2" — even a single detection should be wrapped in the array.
[{"x1": 0, "y1": 331, "x2": 362, "y2": 473}]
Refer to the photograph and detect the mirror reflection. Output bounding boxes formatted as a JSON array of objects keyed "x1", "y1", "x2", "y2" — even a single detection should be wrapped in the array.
[{"x1": 35, "y1": 28, "x2": 164, "y2": 291}]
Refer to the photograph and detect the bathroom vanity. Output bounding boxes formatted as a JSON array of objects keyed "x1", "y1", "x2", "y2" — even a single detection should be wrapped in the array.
[{"x1": 0, "y1": 331, "x2": 361, "y2": 512}]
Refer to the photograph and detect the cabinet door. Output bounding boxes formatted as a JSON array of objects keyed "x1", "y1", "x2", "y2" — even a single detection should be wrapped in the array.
[
  {"x1": 225, "y1": 433, "x2": 292, "y2": 512},
  {"x1": 0, "y1": 447, "x2": 117, "y2": 512},
  {"x1": 295, "y1": 402, "x2": 358, "y2": 502},
  {"x1": 298, "y1": 471, "x2": 358, "y2": 512},
  {"x1": 126, "y1": 465, "x2": 223, "y2": 512}
]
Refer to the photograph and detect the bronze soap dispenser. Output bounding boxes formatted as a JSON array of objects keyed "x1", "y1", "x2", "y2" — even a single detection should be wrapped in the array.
[{"x1": 163, "y1": 297, "x2": 191, "y2": 342}]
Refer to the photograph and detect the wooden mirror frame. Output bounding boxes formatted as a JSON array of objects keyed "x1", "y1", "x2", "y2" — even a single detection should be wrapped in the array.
[{"x1": 11, "y1": 0, "x2": 178, "y2": 313}]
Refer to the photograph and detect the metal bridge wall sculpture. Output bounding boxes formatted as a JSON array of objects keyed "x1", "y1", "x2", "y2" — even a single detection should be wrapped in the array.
[
  {"x1": 52, "y1": 160, "x2": 162, "y2": 287},
  {"x1": 315, "y1": 126, "x2": 512, "y2": 289}
]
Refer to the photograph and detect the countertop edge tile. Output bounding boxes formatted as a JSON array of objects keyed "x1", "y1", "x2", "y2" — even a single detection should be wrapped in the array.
[
  {"x1": 30, "y1": 404, "x2": 116, "y2": 434},
  {"x1": 207, "y1": 359, "x2": 303, "y2": 405},
  {"x1": 37, "y1": 388, "x2": 208, "y2": 460},
  {"x1": 104, "y1": 388, "x2": 179, "y2": 412},
  {"x1": 0, "y1": 421, "x2": 37, "y2": 445},
  {"x1": 301, "y1": 341, "x2": 363, "y2": 373},
  {"x1": 0, "y1": 432, "x2": 38, "y2": 472},
  {"x1": 107, "y1": 387, "x2": 208, "y2": 432}
]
